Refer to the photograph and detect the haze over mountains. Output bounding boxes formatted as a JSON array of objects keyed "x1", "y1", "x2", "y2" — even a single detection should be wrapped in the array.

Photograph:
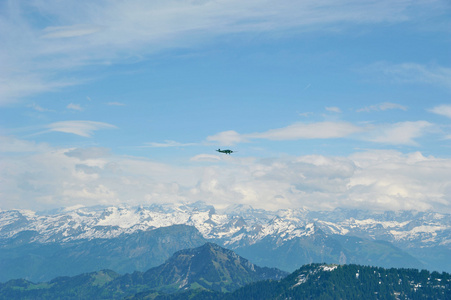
[
  {"x1": 0, "y1": 243, "x2": 449, "y2": 300},
  {"x1": 1, "y1": 202, "x2": 449, "y2": 282}
]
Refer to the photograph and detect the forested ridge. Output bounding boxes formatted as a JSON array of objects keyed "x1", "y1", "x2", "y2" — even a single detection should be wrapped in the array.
[{"x1": 1, "y1": 264, "x2": 449, "y2": 299}]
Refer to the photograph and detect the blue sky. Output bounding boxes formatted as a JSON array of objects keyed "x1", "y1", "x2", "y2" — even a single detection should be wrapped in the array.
[{"x1": 1, "y1": 0, "x2": 451, "y2": 212}]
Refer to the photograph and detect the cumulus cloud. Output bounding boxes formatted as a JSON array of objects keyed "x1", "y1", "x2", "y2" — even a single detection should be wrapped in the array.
[
  {"x1": 348, "y1": 150, "x2": 451, "y2": 211},
  {"x1": 2, "y1": 138, "x2": 450, "y2": 212}
]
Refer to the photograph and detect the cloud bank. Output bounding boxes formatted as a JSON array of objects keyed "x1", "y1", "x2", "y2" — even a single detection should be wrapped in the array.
[{"x1": 1, "y1": 136, "x2": 450, "y2": 213}]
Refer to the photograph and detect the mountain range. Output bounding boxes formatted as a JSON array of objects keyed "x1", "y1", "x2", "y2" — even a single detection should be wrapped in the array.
[
  {"x1": 0, "y1": 243, "x2": 449, "y2": 300},
  {"x1": 0, "y1": 201, "x2": 450, "y2": 282}
]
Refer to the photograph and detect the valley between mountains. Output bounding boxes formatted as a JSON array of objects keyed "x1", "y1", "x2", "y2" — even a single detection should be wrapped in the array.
[{"x1": 0, "y1": 202, "x2": 450, "y2": 283}]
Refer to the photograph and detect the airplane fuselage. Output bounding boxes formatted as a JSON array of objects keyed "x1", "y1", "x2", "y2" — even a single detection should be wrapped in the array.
[{"x1": 216, "y1": 149, "x2": 233, "y2": 154}]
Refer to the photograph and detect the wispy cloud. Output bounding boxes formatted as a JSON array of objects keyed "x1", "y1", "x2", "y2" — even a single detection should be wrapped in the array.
[
  {"x1": 249, "y1": 122, "x2": 363, "y2": 141},
  {"x1": 29, "y1": 103, "x2": 55, "y2": 112},
  {"x1": 41, "y1": 24, "x2": 103, "y2": 39},
  {"x1": 368, "y1": 62, "x2": 451, "y2": 90},
  {"x1": 363, "y1": 121, "x2": 432, "y2": 146},
  {"x1": 207, "y1": 120, "x2": 435, "y2": 146},
  {"x1": 44, "y1": 121, "x2": 116, "y2": 137},
  {"x1": 107, "y1": 102, "x2": 126, "y2": 106},
  {"x1": 0, "y1": 0, "x2": 437, "y2": 105},
  {"x1": 67, "y1": 103, "x2": 83, "y2": 111},
  {"x1": 357, "y1": 102, "x2": 407, "y2": 112},
  {"x1": 190, "y1": 154, "x2": 221, "y2": 162},
  {"x1": 299, "y1": 112, "x2": 313, "y2": 118},
  {"x1": 325, "y1": 106, "x2": 342, "y2": 113},
  {"x1": 207, "y1": 122, "x2": 363, "y2": 146},
  {"x1": 207, "y1": 130, "x2": 248, "y2": 146},
  {"x1": 143, "y1": 140, "x2": 196, "y2": 148},
  {"x1": 429, "y1": 104, "x2": 451, "y2": 119}
]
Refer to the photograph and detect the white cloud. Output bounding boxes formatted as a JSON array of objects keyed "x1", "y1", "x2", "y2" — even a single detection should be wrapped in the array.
[
  {"x1": 190, "y1": 154, "x2": 221, "y2": 162},
  {"x1": 206, "y1": 122, "x2": 363, "y2": 146},
  {"x1": 44, "y1": 121, "x2": 116, "y2": 137},
  {"x1": 107, "y1": 102, "x2": 126, "y2": 106},
  {"x1": 2, "y1": 138, "x2": 450, "y2": 213},
  {"x1": 429, "y1": 104, "x2": 451, "y2": 119},
  {"x1": 368, "y1": 62, "x2": 451, "y2": 90},
  {"x1": 325, "y1": 106, "x2": 341, "y2": 113},
  {"x1": 249, "y1": 121, "x2": 363, "y2": 140},
  {"x1": 0, "y1": 0, "x2": 439, "y2": 104},
  {"x1": 363, "y1": 121, "x2": 432, "y2": 145},
  {"x1": 0, "y1": 135, "x2": 50, "y2": 153},
  {"x1": 348, "y1": 150, "x2": 451, "y2": 211},
  {"x1": 206, "y1": 120, "x2": 435, "y2": 146},
  {"x1": 29, "y1": 103, "x2": 55, "y2": 112},
  {"x1": 143, "y1": 140, "x2": 196, "y2": 148},
  {"x1": 67, "y1": 103, "x2": 83, "y2": 111},
  {"x1": 207, "y1": 130, "x2": 247, "y2": 146},
  {"x1": 357, "y1": 102, "x2": 408, "y2": 112},
  {"x1": 41, "y1": 24, "x2": 103, "y2": 39},
  {"x1": 299, "y1": 112, "x2": 313, "y2": 117},
  {"x1": 64, "y1": 147, "x2": 110, "y2": 160}
]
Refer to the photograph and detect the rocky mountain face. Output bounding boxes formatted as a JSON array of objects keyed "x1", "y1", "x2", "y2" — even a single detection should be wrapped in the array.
[
  {"x1": 139, "y1": 242, "x2": 287, "y2": 293},
  {"x1": 0, "y1": 202, "x2": 449, "y2": 282}
]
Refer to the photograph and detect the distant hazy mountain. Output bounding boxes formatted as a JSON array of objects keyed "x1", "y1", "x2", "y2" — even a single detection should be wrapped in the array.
[
  {"x1": 0, "y1": 243, "x2": 287, "y2": 299},
  {"x1": 0, "y1": 224, "x2": 207, "y2": 282},
  {"x1": 0, "y1": 202, "x2": 449, "y2": 282}
]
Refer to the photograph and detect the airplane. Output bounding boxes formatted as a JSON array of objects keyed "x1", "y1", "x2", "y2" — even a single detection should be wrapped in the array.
[{"x1": 216, "y1": 148, "x2": 234, "y2": 154}]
